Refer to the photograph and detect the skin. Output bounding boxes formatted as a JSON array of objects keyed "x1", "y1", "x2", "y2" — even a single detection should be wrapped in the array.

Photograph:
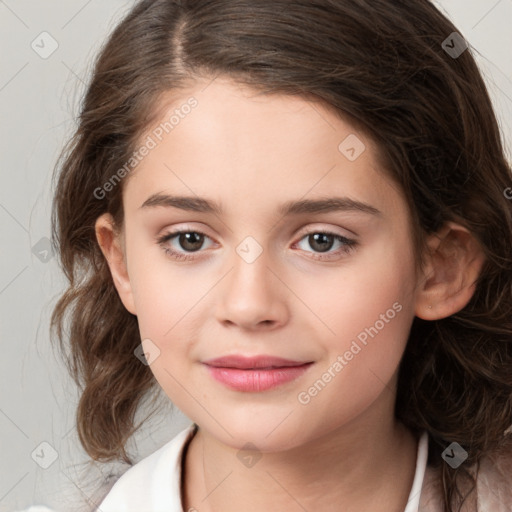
[{"x1": 96, "y1": 77, "x2": 486, "y2": 512}]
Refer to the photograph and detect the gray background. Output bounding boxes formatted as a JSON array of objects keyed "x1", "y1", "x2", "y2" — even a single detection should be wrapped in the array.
[{"x1": 1, "y1": 1, "x2": 511, "y2": 511}]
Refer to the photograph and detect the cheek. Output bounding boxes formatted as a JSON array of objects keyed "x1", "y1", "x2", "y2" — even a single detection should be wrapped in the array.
[
  {"x1": 129, "y1": 258, "x2": 203, "y2": 401},
  {"x1": 291, "y1": 294, "x2": 413, "y2": 443},
  {"x1": 296, "y1": 242, "x2": 415, "y2": 408},
  {"x1": 295, "y1": 235, "x2": 415, "y2": 348},
  {"x1": 126, "y1": 237, "x2": 200, "y2": 338},
  {"x1": 126, "y1": 245, "x2": 211, "y2": 404}
]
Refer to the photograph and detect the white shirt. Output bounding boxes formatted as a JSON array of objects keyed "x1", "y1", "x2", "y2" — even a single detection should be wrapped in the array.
[{"x1": 97, "y1": 423, "x2": 429, "y2": 512}]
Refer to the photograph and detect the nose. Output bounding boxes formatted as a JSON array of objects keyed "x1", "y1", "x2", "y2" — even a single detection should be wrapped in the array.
[{"x1": 215, "y1": 243, "x2": 289, "y2": 331}]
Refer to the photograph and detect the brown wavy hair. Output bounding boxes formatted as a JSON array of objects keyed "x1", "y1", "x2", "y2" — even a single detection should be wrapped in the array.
[{"x1": 50, "y1": 0, "x2": 512, "y2": 510}]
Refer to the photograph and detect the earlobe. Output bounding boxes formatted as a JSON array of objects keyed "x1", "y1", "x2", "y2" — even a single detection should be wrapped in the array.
[
  {"x1": 415, "y1": 222, "x2": 486, "y2": 321},
  {"x1": 95, "y1": 213, "x2": 137, "y2": 315}
]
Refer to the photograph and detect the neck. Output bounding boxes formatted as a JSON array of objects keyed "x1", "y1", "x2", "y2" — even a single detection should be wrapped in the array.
[{"x1": 182, "y1": 415, "x2": 419, "y2": 512}]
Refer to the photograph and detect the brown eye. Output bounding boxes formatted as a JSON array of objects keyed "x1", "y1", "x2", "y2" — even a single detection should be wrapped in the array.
[
  {"x1": 295, "y1": 230, "x2": 357, "y2": 260},
  {"x1": 157, "y1": 229, "x2": 215, "y2": 262},
  {"x1": 175, "y1": 232, "x2": 205, "y2": 252},
  {"x1": 307, "y1": 233, "x2": 335, "y2": 253}
]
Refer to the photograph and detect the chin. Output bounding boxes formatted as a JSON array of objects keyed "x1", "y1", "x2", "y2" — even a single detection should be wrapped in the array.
[{"x1": 202, "y1": 411, "x2": 309, "y2": 452}]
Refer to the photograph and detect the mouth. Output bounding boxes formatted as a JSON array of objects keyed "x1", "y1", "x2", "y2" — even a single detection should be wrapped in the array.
[{"x1": 202, "y1": 355, "x2": 314, "y2": 392}]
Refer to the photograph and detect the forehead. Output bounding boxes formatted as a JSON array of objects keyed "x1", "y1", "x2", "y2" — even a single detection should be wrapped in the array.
[{"x1": 123, "y1": 77, "x2": 406, "y2": 220}]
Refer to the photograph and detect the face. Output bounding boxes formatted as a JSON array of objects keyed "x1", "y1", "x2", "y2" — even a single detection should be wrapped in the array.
[{"x1": 108, "y1": 77, "x2": 422, "y2": 451}]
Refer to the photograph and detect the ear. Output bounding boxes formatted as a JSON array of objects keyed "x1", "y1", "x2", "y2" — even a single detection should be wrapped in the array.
[
  {"x1": 95, "y1": 213, "x2": 137, "y2": 315},
  {"x1": 415, "y1": 221, "x2": 486, "y2": 320}
]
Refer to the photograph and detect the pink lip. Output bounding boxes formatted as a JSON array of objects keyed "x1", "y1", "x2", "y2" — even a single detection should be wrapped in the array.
[{"x1": 202, "y1": 355, "x2": 314, "y2": 392}]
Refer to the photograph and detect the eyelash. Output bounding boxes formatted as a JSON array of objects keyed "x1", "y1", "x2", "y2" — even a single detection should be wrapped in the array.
[{"x1": 156, "y1": 228, "x2": 358, "y2": 262}]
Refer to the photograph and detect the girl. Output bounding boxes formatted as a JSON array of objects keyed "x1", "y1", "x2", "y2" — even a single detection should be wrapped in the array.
[{"x1": 50, "y1": 0, "x2": 512, "y2": 511}]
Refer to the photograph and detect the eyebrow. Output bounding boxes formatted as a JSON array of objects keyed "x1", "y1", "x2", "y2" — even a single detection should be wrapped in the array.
[{"x1": 139, "y1": 194, "x2": 382, "y2": 217}]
